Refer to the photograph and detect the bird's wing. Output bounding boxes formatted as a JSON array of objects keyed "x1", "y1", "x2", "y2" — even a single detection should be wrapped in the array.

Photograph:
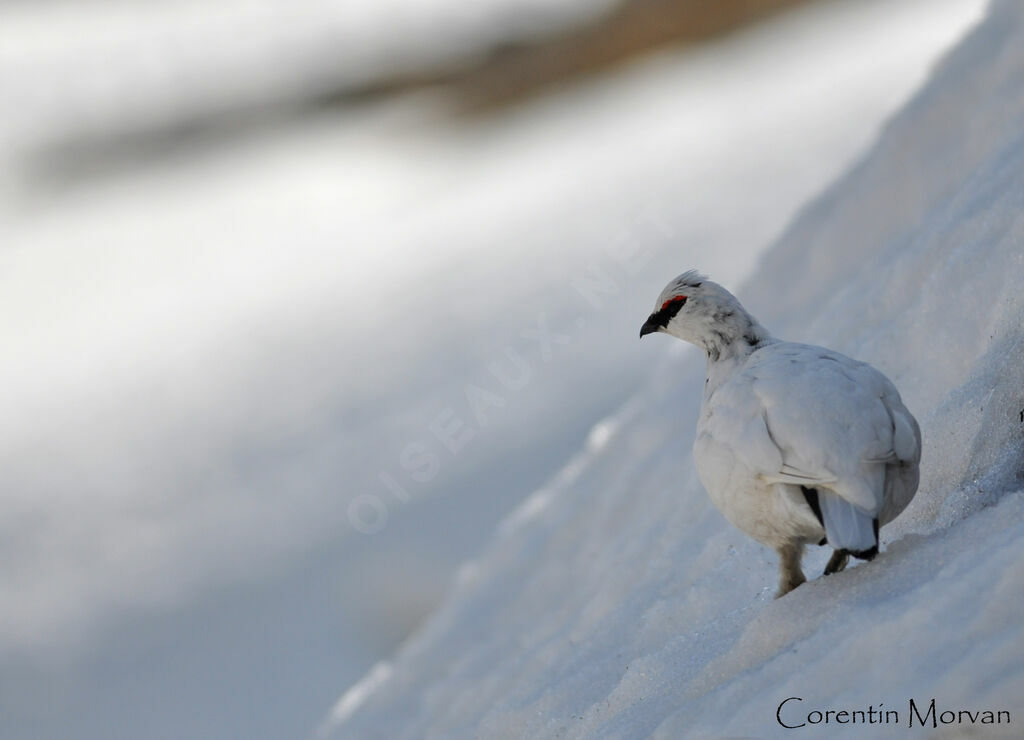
[
  {"x1": 709, "y1": 343, "x2": 911, "y2": 513},
  {"x1": 771, "y1": 464, "x2": 837, "y2": 485}
]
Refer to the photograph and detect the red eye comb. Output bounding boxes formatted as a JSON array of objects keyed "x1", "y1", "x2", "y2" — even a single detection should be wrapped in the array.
[{"x1": 661, "y1": 295, "x2": 687, "y2": 311}]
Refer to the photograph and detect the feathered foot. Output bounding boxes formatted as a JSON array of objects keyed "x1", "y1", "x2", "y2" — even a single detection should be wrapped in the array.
[
  {"x1": 823, "y1": 549, "x2": 850, "y2": 575},
  {"x1": 775, "y1": 543, "x2": 806, "y2": 598}
]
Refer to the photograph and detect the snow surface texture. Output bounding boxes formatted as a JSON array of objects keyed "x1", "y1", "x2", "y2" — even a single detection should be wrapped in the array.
[{"x1": 323, "y1": 2, "x2": 1024, "y2": 737}]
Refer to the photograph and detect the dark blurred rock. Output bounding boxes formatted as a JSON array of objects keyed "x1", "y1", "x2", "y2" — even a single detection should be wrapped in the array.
[{"x1": 378, "y1": 0, "x2": 817, "y2": 111}]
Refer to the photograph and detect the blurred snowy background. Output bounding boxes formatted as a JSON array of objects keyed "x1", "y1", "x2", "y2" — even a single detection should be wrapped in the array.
[{"x1": 0, "y1": 1, "x2": 987, "y2": 738}]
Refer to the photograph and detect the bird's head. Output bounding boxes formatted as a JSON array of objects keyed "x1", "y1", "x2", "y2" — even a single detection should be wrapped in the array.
[
  {"x1": 639, "y1": 269, "x2": 712, "y2": 341},
  {"x1": 640, "y1": 270, "x2": 767, "y2": 359}
]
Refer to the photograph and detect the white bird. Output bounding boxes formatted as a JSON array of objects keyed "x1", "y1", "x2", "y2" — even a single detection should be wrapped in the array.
[{"x1": 641, "y1": 271, "x2": 920, "y2": 597}]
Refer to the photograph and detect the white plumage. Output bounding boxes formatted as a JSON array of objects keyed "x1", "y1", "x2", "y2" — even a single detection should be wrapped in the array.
[{"x1": 641, "y1": 271, "x2": 921, "y2": 596}]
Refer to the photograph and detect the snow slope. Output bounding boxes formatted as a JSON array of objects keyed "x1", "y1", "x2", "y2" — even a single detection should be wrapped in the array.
[
  {"x1": 0, "y1": 1, "x2": 985, "y2": 738},
  {"x1": 321, "y1": 1, "x2": 1024, "y2": 736}
]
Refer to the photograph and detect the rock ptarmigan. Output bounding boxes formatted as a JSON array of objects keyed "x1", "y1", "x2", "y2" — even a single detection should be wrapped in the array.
[{"x1": 640, "y1": 271, "x2": 921, "y2": 597}]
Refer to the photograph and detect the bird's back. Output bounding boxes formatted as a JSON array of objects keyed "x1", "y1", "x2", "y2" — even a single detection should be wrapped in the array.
[{"x1": 697, "y1": 340, "x2": 920, "y2": 525}]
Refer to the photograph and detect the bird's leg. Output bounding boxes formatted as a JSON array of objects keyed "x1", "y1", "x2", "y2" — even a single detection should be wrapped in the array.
[
  {"x1": 774, "y1": 543, "x2": 806, "y2": 598},
  {"x1": 824, "y1": 549, "x2": 850, "y2": 575}
]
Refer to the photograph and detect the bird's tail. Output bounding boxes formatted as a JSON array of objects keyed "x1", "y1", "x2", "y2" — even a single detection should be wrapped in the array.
[{"x1": 818, "y1": 490, "x2": 878, "y2": 558}]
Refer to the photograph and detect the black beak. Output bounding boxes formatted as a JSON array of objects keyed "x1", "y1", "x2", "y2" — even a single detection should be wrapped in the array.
[{"x1": 639, "y1": 314, "x2": 662, "y2": 338}]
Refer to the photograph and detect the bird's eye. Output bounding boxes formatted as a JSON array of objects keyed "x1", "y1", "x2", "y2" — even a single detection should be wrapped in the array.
[{"x1": 661, "y1": 295, "x2": 687, "y2": 311}]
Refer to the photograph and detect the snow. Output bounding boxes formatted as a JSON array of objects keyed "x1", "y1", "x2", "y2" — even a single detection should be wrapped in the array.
[
  {"x1": 0, "y1": 0, "x2": 992, "y2": 738},
  {"x1": 321, "y1": 1, "x2": 1024, "y2": 737},
  {"x1": 0, "y1": 0, "x2": 980, "y2": 663}
]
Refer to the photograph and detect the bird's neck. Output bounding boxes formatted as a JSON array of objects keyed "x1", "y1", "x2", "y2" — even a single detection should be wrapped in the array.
[
  {"x1": 701, "y1": 312, "x2": 771, "y2": 400},
  {"x1": 697, "y1": 305, "x2": 772, "y2": 365}
]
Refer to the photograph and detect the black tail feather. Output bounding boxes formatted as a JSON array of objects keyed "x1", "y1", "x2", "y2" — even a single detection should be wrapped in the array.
[
  {"x1": 854, "y1": 519, "x2": 880, "y2": 560},
  {"x1": 801, "y1": 486, "x2": 828, "y2": 546}
]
